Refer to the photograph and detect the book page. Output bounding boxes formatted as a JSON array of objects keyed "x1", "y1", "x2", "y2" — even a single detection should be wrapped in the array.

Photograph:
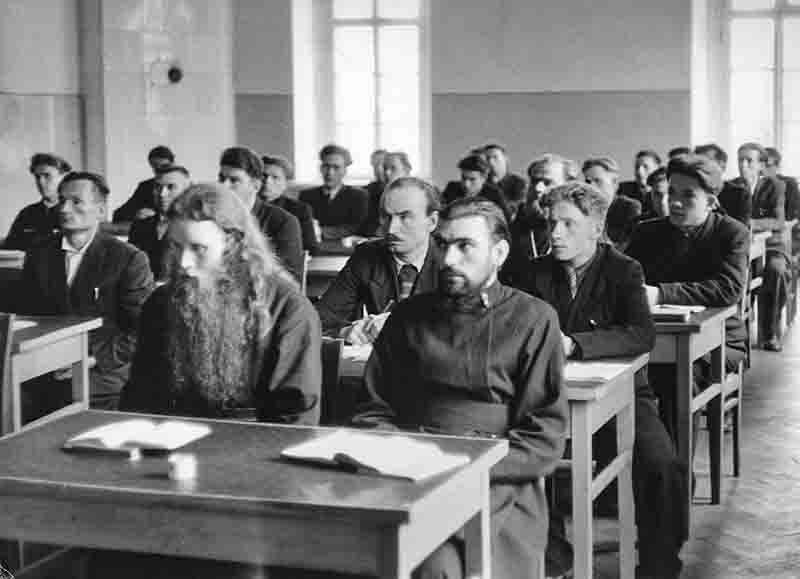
[
  {"x1": 64, "y1": 419, "x2": 211, "y2": 451},
  {"x1": 565, "y1": 361, "x2": 630, "y2": 383},
  {"x1": 655, "y1": 304, "x2": 706, "y2": 314}
]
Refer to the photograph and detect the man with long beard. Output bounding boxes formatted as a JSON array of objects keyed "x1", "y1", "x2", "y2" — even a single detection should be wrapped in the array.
[
  {"x1": 120, "y1": 182, "x2": 321, "y2": 424},
  {"x1": 352, "y1": 198, "x2": 568, "y2": 579}
]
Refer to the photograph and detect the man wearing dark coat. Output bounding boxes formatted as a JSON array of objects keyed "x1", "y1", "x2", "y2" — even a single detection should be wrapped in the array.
[
  {"x1": 317, "y1": 177, "x2": 442, "y2": 343},
  {"x1": 352, "y1": 197, "x2": 568, "y2": 579},
  {"x1": 112, "y1": 145, "x2": 174, "y2": 223},
  {"x1": 441, "y1": 154, "x2": 511, "y2": 222},
  {"x1": 16, "y1": 172, "x2": 154, "y2": 415},
  {"x1": 520, "y1": 181, "x2": 687, "y2": 579}
]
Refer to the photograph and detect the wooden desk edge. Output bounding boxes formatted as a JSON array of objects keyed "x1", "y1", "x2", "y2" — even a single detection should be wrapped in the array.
[
  {"x1": 565, "y1": 353, "x2": 648, "y2": 401},
  {"x1": 13, "y1": 316, "x2": 103, "y2": 352}
]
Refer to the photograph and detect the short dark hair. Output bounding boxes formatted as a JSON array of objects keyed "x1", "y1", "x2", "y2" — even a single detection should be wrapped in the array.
[
  {"x1": 29, "y1": 153, "x2": 71, "y2": 174},
  {"x1": 319, "y1": 144, "x2": 352, "y2": 165},
  {"x1": 765, "y1": 146, "x2": 782, "y2": 166},
  {"x1": 541, "y1": 181, "x2": 610, "y2": 222},
  {"x1": 737, "y1": 142, "x2": 768, "y2": 163},
  {"x1": 155, "y1": 164, "x2": 190, "y2": 178},
  {"x1": 646, "y1": 166, "x2": 668, "y2": 188},
  {"x1": 457, "y1": 154, "x2": 491, "y2": 176},
  {"x1": 148, "y1": 145, "x2": 175, "y2": 162},
  {"x1": 666, "y1": 154, "x2": 723, "y2": 195},
  {"x1": 220, "y1": 147, "x2": 263, "y2": 180},
  {"x1": 694, "y1": 143, "x2": 728, "y2": 167},
  {"x1": 439, "y1": 197, "x2": 510, "y2": 243},
  {"x1": 383, "y1": 176, "x2": 440, "y2": 215},
  {"x1": 482, "y1": 142, "x2": 507, "y2": 154},
  {"x1": 635, "y1": 149, "x2": 662, "y2": 166},
  {"x1": 668, "y1": 146, "x2": 692, "y2": 158},
  {"x1": 59, "y1": 171, "x2": 110, "y2": 201},
  {"x1": 262, "y1": 154, "x2": 295, "y2": 180},
  {"x1": 605, "y1": 195, "x2": 642, "y2": 245}
]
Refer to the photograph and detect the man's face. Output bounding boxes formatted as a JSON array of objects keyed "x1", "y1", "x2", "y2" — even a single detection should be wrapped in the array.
[
  {"x1": 548, "y1": 201, "x2": 602, "y2": 266},
  {"x1": 380, "y1": 185, "x2": 437, "y2": 258},
  {"x1": 371, "y1": 152, "x2": 386, "y2": 182},
  {"x1": 219, "y1": 166, "x2": 261, "y2": 206},
  {"x1": 635, "y1": 156, "x2": 659, "y2": 187},
  {"x1": 155, "y1": 171, "x2": 190, "y2": 215},
  {"x1": 58, "y1": 179, "x2": 105, "y2": 233},
  {"x1": 149, "y1": 156, "x2": 173, "y2": 175},
  {"x1": 263, "y1": 164, "x2": 289, "y2": 200},
  {"x1": 320, "y1": 153, "x2": 347, "y2": 189},
  {"x1": 436, "y1": 215, "x2": 508, "y2": 296},
  {"x1": 529, "y1": 163, "x2": 566, "y2": 199},
  {"x1": 764, "y1": 157, "x2": 779, "y2": 179},
  {"x1": 460, "y1": 170, "x2": 486, "y2": 196},
  {"x1": 485, "y1": 148, "x2": 508, "y2": 179},
  {"x1": 738, "y1": 148, "x2": 763, "y2": 182},
  {"x1": 668, "y1": 173, "x2": 712, "y2": 228},
  {"x1": 583, "y1": 166, "x2": 618, "y2": 203},
  {"x1": 32, "y1": 164, "x2": 65, "y2": 203},
  {"x1": 382, "y1": 156, "x2": 409, "y2": 183},
  {"x1": 168, "y1": 218, "x2": 229, "y2": 285},
  {"x1": 651, "y1": 179, "x2": 670, "y2": 217}
]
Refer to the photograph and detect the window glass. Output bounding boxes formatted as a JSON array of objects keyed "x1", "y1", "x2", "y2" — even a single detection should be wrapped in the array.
[
  {"x1": 333, "y1": 0, "x2": 372, "y2": 19},
  {"x1": 378, "y1": 0, "x2": 420, "y2": 19}
]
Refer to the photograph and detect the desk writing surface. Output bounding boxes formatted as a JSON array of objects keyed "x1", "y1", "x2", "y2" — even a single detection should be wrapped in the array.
[
  {"x1": 0, "y1": 411, "x2": 506, "y2": 523},
  {"x1": 564, "y1": 354, "x2": 648, "y2": 401},
  {"x1": 652, "y1": 305, "x2": 737, "y2": 334},
  {"x1": 12, "y1": 315, "x2": 102, "y2": 352}
]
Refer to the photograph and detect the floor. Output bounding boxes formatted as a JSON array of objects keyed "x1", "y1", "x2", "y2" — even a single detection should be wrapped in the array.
[{"x1": 593, "y1": 324, "x2": 800, "y2": 578}]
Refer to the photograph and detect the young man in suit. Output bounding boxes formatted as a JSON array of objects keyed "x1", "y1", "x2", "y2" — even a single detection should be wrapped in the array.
[
  {"x1": 128, "y1": 164, "x2": 191, "y2": 280},
  {"x1": 441, "y1": 154, "x2": 510, "y2": 220},
  {"x1": 261, "y1": 154, "x2": 318, "y2": 254},
  {"x1": 316, "y1": 176, "x2": 442, "y2": 344},
  {"x1": 112, "y1": 145, "x2": 175, "y2": 223},
  {"x1": 219, "y1": 147, "x2": 304, "y2": 282},
  {"x1": 519, "y1": 181, "x2": 687, "y2": 579},
  {"x1": 483, "y1": 142, "x2": 528, "y2": 212},
  {"x1": 352, "y1": 197, "x2": 567, "y2": 579},
  {"x1": 4, "y1": 153, "x2": 72, "y2": 251},
  {"x1": 618, "y1": 149, "x2": 662, "y2": 214},
  {"x1": 299, "y1": 144, "x2": 369, "y2": 241},
  {"x1": 15, "y1": 171, "x2": 154, "y2": 415}
]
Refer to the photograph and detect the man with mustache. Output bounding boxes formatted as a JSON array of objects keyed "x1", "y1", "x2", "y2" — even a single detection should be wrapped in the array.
[
  {"x1": 120, "y1": 182, "x2": 321, "y2": 423},
  {"x1": 352, "y1": 197, "x2": 567, "y2": 579},
  {"x1": 317, "y1": 176, "x2": 442, "y2": 344}
]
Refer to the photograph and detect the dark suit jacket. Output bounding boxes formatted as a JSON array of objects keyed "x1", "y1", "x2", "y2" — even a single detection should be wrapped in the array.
[
  {"x1": 15, "y1": 232, "x2": 155, "y2": 396},
  {"x1": 361, "y1": 180, "x2": 386, "y2": 237},
  {"x1": 441, "y1": 181, "x2": 511, "y2": 222},
  {"x1": 502, "y1": 201, "x2": 549, "y2": 287},
  {"x1": 316, "y1": 238, "x2": 442, "y2": 334},
  {"x1": 717, "y1": 180, "x2": 751, "y2": 227},
  {"x1": 299, "y1": 185, "x2": 369, "y2": 240},
  {"x1": 626, "y1": 212, "x2": 749, "y2": 356},
  {"x1": 728, "y1": 175, "x2": 787, "y2": 254},
  {"x1": 494, "y1": 173, "x2": 527, "y2": 205},
  {"x1": 128, "y1": 215, "x2": 168, "y2": 279},
  {"x1": 113, "y1": 178, "x2": 157, "y2": 223},
  {"x1": 618, "y1": 180, "x2": 653, "y2": 214},
  {"x1": 4, "y1": 201, "x2": 61, "y2": 250},
  {"x1": 519, "y1": 244, "x2": 655, "y2": 389},
  {"x1": 271, "y1": 194, "x2": 318, "y2": 253},
  {"x1": 252, "y1": 199, "x2": 304, "y2": 282}
]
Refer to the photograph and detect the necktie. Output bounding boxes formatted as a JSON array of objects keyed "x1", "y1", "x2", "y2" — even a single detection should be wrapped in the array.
[
  {"x1": 397, "y1": 264, "x2": 418, "y2": 301},
  {"x1": 565, "y1": 264, "x2": 578, "y2": 299}
]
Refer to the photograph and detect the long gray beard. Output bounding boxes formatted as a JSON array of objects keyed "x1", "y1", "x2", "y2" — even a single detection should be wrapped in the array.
[{"x1": 166, "y1": 275, "x2": 255, "y2": 407}]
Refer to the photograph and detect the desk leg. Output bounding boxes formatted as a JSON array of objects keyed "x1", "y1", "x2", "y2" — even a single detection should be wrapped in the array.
[
  {"x1": 616, "y1": 394, "x2": 636, "y2": 579},
  {"x1": 571, "y1": 402, "x2": 593, "y2": 579},
  {"x1": 464, "y1": 471, "x2": 492, "y2": 579},
  {"x1": 3, "y1": 356, "x2": 23, "y2": 434},
  {"x1": 708, "y1": 332, "x2": 725, "y2": 505},
  {"x1": 379, "y1": 529, "x2": 412, "y2": 579},
  {"x1": 676, "y1": 337, "x2": 693, "y2": 535},
  {"x1": 71, "y1": 332, "x2": 90, "y2": 410}
]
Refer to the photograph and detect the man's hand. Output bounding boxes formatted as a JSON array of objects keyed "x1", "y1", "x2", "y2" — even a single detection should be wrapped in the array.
[
  {"x1": 340, "y1": 318, "x2": 371, "y2": 345},
  {"x1": 362, "y1": 312, "x2": 390, "y2": 342},
  {"x1": 644, "y1": 284, "x2": 661, "y2": 308},
  {"x1": 561, "y1": 332, "x2": 576, "y2": 358},
  {"x1": 135, "y1": 208, "x2": 157, "y2": 220}
]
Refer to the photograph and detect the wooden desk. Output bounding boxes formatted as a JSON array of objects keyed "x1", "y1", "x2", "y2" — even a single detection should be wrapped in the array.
[
  {"x1": 0, "y1": 411, "x2": 507, "y2": 579},
  {"x1": 651, "y1": 305, "x2": 735, "y2": 532},
  {"x1": 750, "y1": 230, "x2": 770, "y2": 265},
  {"x1": 1, "y1": 315, "x2": 102, "y2": 435},
  {"x1": 307, "y1": 255, "x2": 350, "y2": 277}
]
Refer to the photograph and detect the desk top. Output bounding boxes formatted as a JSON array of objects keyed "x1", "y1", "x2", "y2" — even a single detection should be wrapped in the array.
[
  {"x1": 13, "y1": 315, "x2": 103, "y2": 353},
  {"x1": 564, "y1": 354, "x2": 649, "y2": 401},
  {"x1": 307, "y1": 255, "x2": 350, "y2": 276},
  {"x1": 653, "y1": 304, "x2": 737, "y2": 334},
  {"x1": 0, "y1": 411, "x2": 507, "y2": 525}
]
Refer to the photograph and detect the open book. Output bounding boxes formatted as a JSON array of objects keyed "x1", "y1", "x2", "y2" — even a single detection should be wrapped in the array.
[
  {"x1": 651, "y1": 304, "x2": 706, "y2": 322},
  {"x1": 63, "y1": 419, "x2": 211, "y2": 456},
  {"x1": 281, "y1": 429, "x2": 470, "y2": 482}
]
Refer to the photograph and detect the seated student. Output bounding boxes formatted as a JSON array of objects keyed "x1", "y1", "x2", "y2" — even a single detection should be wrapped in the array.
[
  {"x1": 352, "y1": 197, "x2": 568, "y2": 579},
  {"x1": 668, "y1": 146, "x2": 691, "y2": 160},
  {"x1": 112, "y1": 145, "x2": 175, "y2": 223},
  {"x1": 582, "y1": 156, "x2": 621, "y2": 205},
  {"x1": 362, "y1": 148, "x2": 388, "y2": 237},
  {"x1": 764, "y1": 146, "x2": 800, "y2": 254},
  {"x1": 299, "y1": 144, "x2": 369, "y2": 241},
  {"x1": 641, "y1": 166, "x2": 670, "y2": 220},
  {"x1": 360, "y1": 151, "x2": 413, "y2": 237},
  {"x1": 483, "y1": 142, "x2": 527, "y2": 208},
  {"x1": 618, "y1": 149, "x2": 662, "y2": 214},
  {"x1": 627, "y1": 155, "x2": 749, "y2": 443},
  {"x1": 441, "y1": 154, "x2": 511, "y2": 220},
  {"x1": 695, "y1": 143, "x2": 752, "y2": 226},
  {"x1": 729, "y1": 142, "x2": 788, "y2": 350},
  {"x1": 120, "y1": 182, "x2": 320, "y2": 423},
  {"x1": 519, "y1": 181, "x2": 687, "y2": 579},
  {"x1": 502, "y1": 153, "x2": 578, "y2": 286},
  {"x1": 218, "y1": 147, "x2": 304, "y2": 282},
  {"x1": 316, "y1": 177, "x2": 441, "y2": 343},
  {"x1": 128, "y1": 164, "x2": 191, "y2": 280},
  {"x1": 4, "y1": 153, "x2": 71, "y2": 251},
  {"x1": 605, "y1": 193, "x2": 642, "y2": 252},
  {"x1": 15, "y1": 172, "x2": 154, "y2": 415},
  {"x1": 261, "y1": 154, "x2": 318, "y2": 254}
]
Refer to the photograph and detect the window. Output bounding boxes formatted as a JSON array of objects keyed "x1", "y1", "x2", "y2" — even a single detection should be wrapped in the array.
[
  {"x1": 727, "y1": 0, "x2": 800, "y2": 170},
  {"x1": 293, "y1": 0, "x2": 430, "y2": 182}
]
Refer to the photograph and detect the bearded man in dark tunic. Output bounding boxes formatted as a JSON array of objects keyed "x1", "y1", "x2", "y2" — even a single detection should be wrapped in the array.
[{"x1": 352, "y1": 197, "x2": 568, "y2": 579}]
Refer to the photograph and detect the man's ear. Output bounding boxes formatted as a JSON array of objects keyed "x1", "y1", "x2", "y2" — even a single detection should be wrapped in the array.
[
  {"x1": 427, "y1": 211, "x2": 439, "y2": 232},
  {"x1": 493, "y1": 238, "x2": 510, "y2": 268}
]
